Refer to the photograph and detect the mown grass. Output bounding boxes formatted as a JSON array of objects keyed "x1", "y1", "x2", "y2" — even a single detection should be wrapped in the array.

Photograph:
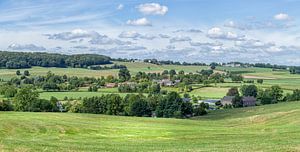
[{"x1": 0, "y1": 102, "x2": 300, "y2": 151}]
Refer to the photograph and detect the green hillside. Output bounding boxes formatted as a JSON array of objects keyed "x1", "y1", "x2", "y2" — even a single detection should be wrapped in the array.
[{"x1": 0, "y1": 102, "x2": 299, "y2": 152}]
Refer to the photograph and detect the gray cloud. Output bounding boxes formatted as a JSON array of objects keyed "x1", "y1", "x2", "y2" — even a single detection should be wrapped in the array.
[
  {"x1": 235, "y1": 39, "x2": 275, "y2": 49},
  {"x1": 89, "y1": 35, "x2": 132, "y2": 45},
  {"x1": 170, "y1": 36, "x2": 192, "y2": 43},
  {"x1": 119, "y1": 31, "x2": 156, "y2": 40},
  {"x1": 159, "y1": 34, "x2": 170, "y2": 38},
  {"x1": 224, "y1": 20, "x2": 294, "y2": 30},
  {"x1": 190, "y1": 41, "x2": 223, "y2": 47},
  {"x1": 173, "y1": 29, "x2": 202, "y2": 33}
]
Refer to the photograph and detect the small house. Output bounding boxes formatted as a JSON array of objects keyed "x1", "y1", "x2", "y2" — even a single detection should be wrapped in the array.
[
  {"x1": 221, "y1": 96, "x2": 235, "y2": 106},
  {"x1": 242, "y1": 96, "x2": 256, "y2": 107},
  {"x1": 105, "y1": 83, "x2": 117, "y2": 88}
]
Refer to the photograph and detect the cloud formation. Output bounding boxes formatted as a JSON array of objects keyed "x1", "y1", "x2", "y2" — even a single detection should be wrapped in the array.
[
  {"x1": 274, "y1": 13, "x2": 290, "y2": 21},
  {"x1": 117, "y1": 4, "x2": 124, "y2": 10},
  {"x1": 126, "y1": 18, "x2": 152, "y2": 26},
  {"x1": 46, "y1": 29, "x2": 99, "y2": 40},
  {"x1": 170, "y1": 36, "x2": 192, "y2": 43},
  {"x1": 8, "y1": 43, "x2": 46, "y2": 51},
  {"x1": 207, "y1": 27, "x2": 245, "y2": 40},
  {"x1": 118, "y1": 31, "x2": 156, "y2": 40},
  {"x1": 137, "y1": 3, "x2": 168, "y2": 15}
]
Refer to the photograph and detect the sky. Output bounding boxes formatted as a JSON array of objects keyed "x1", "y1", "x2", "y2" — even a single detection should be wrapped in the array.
[{"x1": 1, "y1": 0, "x2": 300, "y2": 65}]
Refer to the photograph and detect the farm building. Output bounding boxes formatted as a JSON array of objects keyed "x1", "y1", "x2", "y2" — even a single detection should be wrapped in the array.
[
  {"x1": 153, "y1": 79, "x2": 181, "y2": 86},
  {"x1": 221, "y1": 96, "x2": 235, "y2": 106},
  {"x1": 242, "y1": 96, "x2": 256, "y2": 107},
  {"x1": 105, "y1": 83, "x2": 117, "y2": 88}
]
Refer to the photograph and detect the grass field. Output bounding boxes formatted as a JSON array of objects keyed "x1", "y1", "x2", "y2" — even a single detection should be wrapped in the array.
[
  {"x1": 1, "y1": 63, "x2": 300, "y2": 100},
  {"x1": 0, "y1": 102, "x2": 299, "y2": 151},
  {"x1": 0, "y1": 62, "x2": 208, "y2": 81}
]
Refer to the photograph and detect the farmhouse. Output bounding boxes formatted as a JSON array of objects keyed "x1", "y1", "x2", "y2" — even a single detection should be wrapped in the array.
[
  {"x1": 221, "y1": 96, "x2": 256, "y2": 107},
  {"x1": 221, "y1": 96, "x2": 235, "y2": 106},
  {"x1": 198, "y1": 99, "x2": 220, "y2": 106},
  {"x1": 242, "y1": 96, "x2": 256, "y2": 107},
  {"x1": 105, "y1": 83, "x2": 117, "y2": 88},
  {"x1": 153, "y1": 79, "x2": 181, "y2": 86}
]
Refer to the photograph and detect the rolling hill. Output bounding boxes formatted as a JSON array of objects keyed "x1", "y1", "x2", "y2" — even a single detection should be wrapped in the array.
[{"x1": 0, "y1": 102, "x2": 299, "y2": 151}]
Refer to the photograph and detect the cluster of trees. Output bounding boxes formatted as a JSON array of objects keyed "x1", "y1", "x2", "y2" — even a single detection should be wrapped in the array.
[
  {"x1": 77, "y1": 92, "x2": 206, "y2": 118},
  {"x1": 118, "y1": 83, "x2": 161, "y2": 94},
  {"x1": 7, "y1": 71, "x2": 122, "y2": 92},
  {"x1": 143, "y1": 59, "x2": 207, "y2": 66},
  {"x1": 1, "y1": 86, "x2": 208, "y2": 118},
  {"x1": 88, "y1": 64, "x2": 127, "y2": 70},
  {"x1": 226, "y1": 84, "x2": 300, "y2": 108},
  {"x1": 0, "y1": 51, "x2": 111, "y2": 69},
  {"x1": 290, "y1": 67, "x2": 300, "y2": 74},
  {"x1": 6, "y1": 87, "x2": 60, "y2": 112}
]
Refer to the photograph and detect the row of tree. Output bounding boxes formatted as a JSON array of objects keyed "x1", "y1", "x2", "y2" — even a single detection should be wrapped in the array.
[
  {"x1": 1, "y1": 86, "x2": 208, "y2": 118},
  {"x1": 0, "y1": 51, "x2": 111, "y2": 69}
]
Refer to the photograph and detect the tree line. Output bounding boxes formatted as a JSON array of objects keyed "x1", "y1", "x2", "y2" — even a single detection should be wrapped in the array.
[
  {"x1": 0, "y1": 86, "x2": 208, "y2": 118},
  {"x1": 0, "y1": 51, "x2": 111, "y2": 69}
]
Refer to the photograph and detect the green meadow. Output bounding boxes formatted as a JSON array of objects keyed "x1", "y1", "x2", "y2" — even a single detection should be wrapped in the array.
[
  {"x1": 1, "y1": 62, "x2": 300, "y2": 100},
  {"x1": 0, "y1": 101, "x2": 299, "y2": 151}
]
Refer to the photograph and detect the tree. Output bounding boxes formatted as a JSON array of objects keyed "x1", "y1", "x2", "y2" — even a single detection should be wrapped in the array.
[
  {"x1": 269, "y1": 85, "x2": 283, "y2": 102},
  {"x1": 128, "y1": 95, "x2": 151, "y2": 117},
  {"x1": 178, "y1": 70, "x2": 185, "y2": 75},
  {"x1": 149, "y1": 84, "x2": 161, "y2": 94},
  {"x1": 194, "y1": 102, "x2": 208, "y2": 116},
  {"x1": 241, "y1": 85, "x2": 258, "y2": 97},
  {"x1": 118, "y1": 68, "x2": 131, "y2": 82},
  {"x1": 231, "y1": 74, "x2": 243, "y2": 82},
  {"x1": 227, "y1": 87, "x2": 239, "y2": 96},
  {"x1": 162, "y1": 70, "x2": 169, "y2": 75},
  {"x1": 232, "y1": 95, "x2": 242, "y2": 108},
  {"x1": 24, "y1": 70, "x2": 30, "y2": 76},
  {"x1": 169, "y1": 69, "x2": 176, "y2": 77},
  {"x1": 258, "y1": 86, "x2": 283, "y2": 104},
  {"x1": 16, "y1": 70, "x2": 21, "y2": 75},
  {"x1": 257, "y1": 79, "x2": 264, "y2": 84},
  {"x1": 14, "y1": 87, "x2": 39, "y2": 111}
]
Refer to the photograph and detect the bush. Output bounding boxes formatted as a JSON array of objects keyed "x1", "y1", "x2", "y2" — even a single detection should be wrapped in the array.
[{"x1": 0, "y1": 100, "x2": 14, "y2": 111}]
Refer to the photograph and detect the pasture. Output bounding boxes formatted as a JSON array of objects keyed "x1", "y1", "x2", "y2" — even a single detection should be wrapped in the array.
[{"x1": 0, "y1": 102, "x2": 299, "y2": 151}]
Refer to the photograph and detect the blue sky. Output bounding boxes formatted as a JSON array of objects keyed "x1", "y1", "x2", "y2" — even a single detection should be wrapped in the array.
[{"x1": 1, "y1": 0, "x2": 300, "y2": 65}]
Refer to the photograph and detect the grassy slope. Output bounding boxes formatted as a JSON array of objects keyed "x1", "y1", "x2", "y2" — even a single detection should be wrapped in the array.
[{"x1": 0, "y1": 102, "x2": 300, "y2": 152}]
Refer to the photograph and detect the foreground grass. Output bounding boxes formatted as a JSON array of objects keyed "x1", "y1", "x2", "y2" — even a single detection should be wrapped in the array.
[{"x1": 0, "y1": 102, "x2": 300, "y2": 151}]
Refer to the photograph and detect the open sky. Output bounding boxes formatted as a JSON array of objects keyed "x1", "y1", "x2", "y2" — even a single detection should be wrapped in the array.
[{"x1": 1, "y1": 0, "x2": 300, "y2": 65}]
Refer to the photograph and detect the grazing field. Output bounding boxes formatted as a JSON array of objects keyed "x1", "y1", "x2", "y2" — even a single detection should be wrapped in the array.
[
  {"x1": 0, "y1": 102, "x2": 299, "y2": 151},
  {"x1": 0, "y1": 62, "x2": 208, "y2": 81}
]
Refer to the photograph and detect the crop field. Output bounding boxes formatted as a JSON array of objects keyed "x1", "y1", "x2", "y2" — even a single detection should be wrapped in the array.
[{"x1": 0, "y1": 102, "x2": 299, "y2": 151}]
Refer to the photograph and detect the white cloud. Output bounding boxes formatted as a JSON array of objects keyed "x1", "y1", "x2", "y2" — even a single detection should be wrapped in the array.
[
  {"x1": 173, "y1": 29, "x2": 202, "y2": 33},
  {"x1": 46, "y1": 29, "x2": 99, "y2": 40},
  {"x1": 117, "y1": 4, "x2": 124, "y2": 10},
  {"x1": 170, "y1": 36, "x2": 192, "y2": 43},
  {"x1": 119, "y1": 31, "x2": 141, "y2": 39},
  {"x1": 8, "y1": 43, "x2": 46, "y2": 51},
  {"x1": 274, "y1": 13, "x2": 290, "y2": 21},
  {"x1": 89, "y1": 35, "x2": 132, "y2": 45},
  {"x1": 118, "y1": 31, "x2": 156, "y2": 40},
  {"x1": 207, "y1": 27, "x2": 245, "y2": 40},
  {"x1": 137, "y1": 3, "x2": 168, "y2": 15},
  {"x1": 126, "y1": 18, "x2": 152, "y2": 26},
  {"x1": 235, "y1": 39, "x2": 275, "y2": 49}
]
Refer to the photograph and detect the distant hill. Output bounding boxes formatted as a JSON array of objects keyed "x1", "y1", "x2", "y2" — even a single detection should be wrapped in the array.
[{"x1": 0, "y1": 51, "x2": 111, "y2": 69}]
